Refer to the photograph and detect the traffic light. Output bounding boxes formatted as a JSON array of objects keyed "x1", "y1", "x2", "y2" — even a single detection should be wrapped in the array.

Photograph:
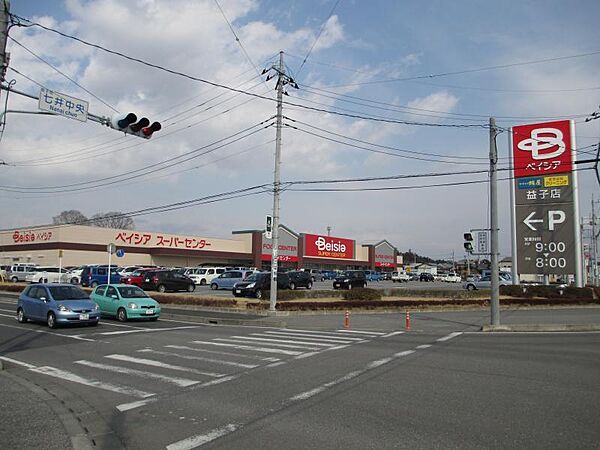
[
  {"x1": 110, "y1": 112, "x2": 161, "y2": 139},
  {"x1": 464, "y1": 232, "x2": 473, "y2": 253}
]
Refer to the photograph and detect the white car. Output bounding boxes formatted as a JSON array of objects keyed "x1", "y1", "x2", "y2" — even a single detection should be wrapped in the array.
[
  {"x1": 186, "y1": 267, "x2": 227, "y2": 285},
  {"x1": 391, "y1": 271, "x2": 410, "y2": 283},
  {"x1": 463, "y1": 276, "x2": 509, "y2": 290},
  {"x1": 443, "y1": 273, "x2": 461, "y2": 283},
  {"x1": 25, "y1": 267, "x2": 77, "y2": 284}
]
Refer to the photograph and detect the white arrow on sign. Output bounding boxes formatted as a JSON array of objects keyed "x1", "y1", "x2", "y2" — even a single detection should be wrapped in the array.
[{"x1": 523, "y1": 211, "x2": 544, "y2": 231}]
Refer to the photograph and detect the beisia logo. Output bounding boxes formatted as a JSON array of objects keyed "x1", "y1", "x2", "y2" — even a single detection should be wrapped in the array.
[
  {"x1": 315, "y1": 236, "x2": 346, "y2": 253},
  {"x1": 517, "y1": 127, "x2": 565, "y2": 160}
]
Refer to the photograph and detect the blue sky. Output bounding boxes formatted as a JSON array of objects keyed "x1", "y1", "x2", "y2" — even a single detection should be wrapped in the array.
[{"x1": 2, "y1": 0, "x2": 599, "y2": 261}]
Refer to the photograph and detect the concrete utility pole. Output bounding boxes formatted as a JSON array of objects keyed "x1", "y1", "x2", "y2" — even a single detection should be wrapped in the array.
[
  {"x1": 269, "y1": 51, "x2": 284, "y2": 312},
  {"x1": 0, "y1": 0, "x2": 9, "y2": 82},
  {"x1": 489, "y1": 117, "x2": 500, "y2": 326},
  {"x1": 592, "y1": 196, "x2": 599, "y2": 286}
]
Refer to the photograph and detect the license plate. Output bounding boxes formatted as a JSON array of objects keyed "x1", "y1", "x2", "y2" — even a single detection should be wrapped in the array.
[
  {"x1": 334, "y1": 283, "x2": 340, "y2": 288},
  {"x1": 145, "y1": 309, "x2": 154, "y2": 315},
  {"x1": 145, "y1": 278, "x2": 150, "y2": 282},
  {"x1": 79, "y1": 313, "x2": 89, "y2": 320},
  {"x1": 235, "y1": 289, "x2": 241, "y2": 294}
]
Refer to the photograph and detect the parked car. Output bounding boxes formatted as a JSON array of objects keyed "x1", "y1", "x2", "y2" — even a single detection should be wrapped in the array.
[
  {"x1": 187, "y1": 267, "x2": 227, "y2": 285},
  {"x1": 419, "y1": 273, "x2": 434, "y2": 282},
  {"x1": 392, "y1": 271, "x2": 410, "y2": 283},
  {"x1": 117, "y1": 266, "x2": 142, "y2": 277},
  {"x1": 233, "y1": 272, "x2": 290, "y2": 299},
  {"x1": 463, "y1": 276, "x2": 509, "y2": 290},
  {"x1": 16, "y1": 283, "x2": 100, "y2": 328},
  {"x1": 365, "y1": 271, "x2": 384, "y2": 282},
  {"x1": 120, "y1": 268, "x2": 160, "y2": 287},
  {"x1": 90, "y1": 284, "x2": 160, "y2": 321},
  {"x1": 141, "y1": 270, "x2": 195, "y2": 293},
  {"x1": 333, "y1": 270, "x2": 367, "y2": 290},
  {"x1": 381, "y1": 272, "x2": 392, "y2": 281},
  {"x1": 80, "y1": 265, "x2": 122, "y2": 287},
  {"x1": 287, "y1": 271, "x2": 313, "y2": 289},
  {"x1": 210, "y1": 270, "x2": 255, "y2": 290},
  {"x1": 6, "y1": 264, "x2": 39, "y2": 283},
  {"x1": 302, "y1": 269, "x2": 323, "y2": 282},
  {"x1": 321, "y1": 270, "x2": 337, "y2": 280},
  {"x1": 25, "y1": 266, "x2": 78, "y2": 284}
]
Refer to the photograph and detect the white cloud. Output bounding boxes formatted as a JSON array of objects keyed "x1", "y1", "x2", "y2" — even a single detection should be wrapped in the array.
[{"x1": 407, "y1": 91, "x2": 459, "y2": 115}]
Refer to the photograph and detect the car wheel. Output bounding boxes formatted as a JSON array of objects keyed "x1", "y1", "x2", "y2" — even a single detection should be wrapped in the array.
[
  {"x1": 17, "y1": 308, "x2": 27, "y2": 323},
  {"x1": 467, "y1": 284, "x2": 476, "y2": 291},
  {"x1": 11, "y1": 276, "x2": 18, "y2": 283},
  {"x1": 117, "y1": 308, "x2": 127, "y2": 322},
  {"x1": 307, "y1": 281, "x2": 313, "y2": 290},
  {"x1": 255, "y1": 289, "x2": 263, "y2": 299},
  {"x1": 200, "y1": 279, "x2": 206, "y2": 285},
  {"x1": 188, "y1": 284, "x2": 196, "y2": 292},
  {"x1": 70, "y1": 277, "x2": 78, "y2": 284},
  {"x1": 47, "y1": 312, "x2": 56, "y2": 329},
  {"x1": 38, "y1": 277, "x2": 44, "y2": 283},
  {"x1": 91, "y1": 281, "x2": 98, "y2": 288},
  {"x1": 157, "y1": 284, "x2": 166, "y2": 293},
  {"x1": 311, "y1": 277, "x2": 316, "y2": 283},
  {"x1": 290, "y1": 282, "x2": 296, "y2": 290},
  {"x1": 210, "y1": 283, "x2": 218, "y2": 290}
]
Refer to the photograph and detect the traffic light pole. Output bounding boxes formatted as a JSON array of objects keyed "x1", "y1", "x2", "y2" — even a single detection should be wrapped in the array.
[
  {"x1": 489, "y1": 117, "x2": 500, "y2": 326},
  {"x1": 269, "y1": 51, "x2": 284, "y2": 313}
]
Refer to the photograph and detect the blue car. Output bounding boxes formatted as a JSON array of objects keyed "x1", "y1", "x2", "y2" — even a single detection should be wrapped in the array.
[
  {"x1": 17, "y1": 283, "x2": 100, "y2": 328},
  {"x1": 365, "y1": 271, "x2": 384, "y2": 282},
  {"x1": 210, "y1": 270, "x2": 255, "y2": 290},
  {"x1": 80, "y1": 265, "x2": 122, "y2": 287}
]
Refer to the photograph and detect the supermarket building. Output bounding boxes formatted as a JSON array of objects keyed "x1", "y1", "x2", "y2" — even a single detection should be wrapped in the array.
[{"x1": 0, "y1": 224, "x2": 402, "y2": 271}]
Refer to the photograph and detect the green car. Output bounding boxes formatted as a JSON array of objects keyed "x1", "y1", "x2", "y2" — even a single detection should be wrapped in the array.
[{"x1": 90, "y1": 284, "x2": 161, "y2": 322}]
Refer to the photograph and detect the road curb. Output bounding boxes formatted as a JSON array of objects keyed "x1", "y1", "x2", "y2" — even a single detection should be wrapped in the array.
[{"x1": 481, "y1": 324, "x2": 600, "y2": 332}]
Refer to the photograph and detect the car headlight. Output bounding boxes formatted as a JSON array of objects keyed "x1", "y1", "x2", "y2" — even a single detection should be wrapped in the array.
[
  {"x1": 57, "y1": 304, "x2": 71, "y2": 312},
  {"x1": 127, "y1": 303, "x2": 138, "y2": 309},
  {"x1": 344, "y1": 279, "x2": 350, "y2": 283},
  {"x1": 93, "y1": 303, "x2": 99, "y2": 311},
  {"x1": 247, "y1": 282, "x2": 255, "y2": 288}
]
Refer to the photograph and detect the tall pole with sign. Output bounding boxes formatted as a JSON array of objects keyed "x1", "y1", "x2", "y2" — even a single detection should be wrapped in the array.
[
  {"x1": 269, "y1": 51, "x2": 284, "y2": 312},
  {"x1": 510, "y1": 120, "x2": 583, "y2": 287},
  {"x1": 107, "y1": 243, "x2": 116, "y2": 286}
]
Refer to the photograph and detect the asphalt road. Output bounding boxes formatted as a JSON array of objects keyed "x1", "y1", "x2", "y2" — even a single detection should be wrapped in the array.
[{"x1": 0, "y1": 296, "x2": 599, "y2": 449}]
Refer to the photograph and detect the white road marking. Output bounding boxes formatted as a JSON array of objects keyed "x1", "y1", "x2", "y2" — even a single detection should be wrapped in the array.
[
  {"x1": 336, "y1": 329, "x2": 386, "y2": 336},
  {"x1": 294, "y1": 344, "x2": 350, "y2": 359},
  {"x1": 382, "y1": 331, "x2": 405, "y2": 338},
  {"x1": 98, "y1": 330, "x2": 146, "y2": 336},
  {"x1": 166, "y1": 424, "x2": 239, "y2": 450},
  {"x1": 137, "y1": 348, "x2": 259, "y2": 369},
  {"x1": 30, "y1": 366, "x2": 154, "y2": 398},
  {"x1": 266, "y1": 361, "x2": 287, "y2": 368},
  {"x1": 198, "y1": 375, "x2": 238, "y2": 388},
  {"x1": 263, "y1": 331, "x2": 364, "y2": 342},
  {"x1": 416, "y1": 344, "x2": 432, "y2": 349},
  {"x1": 164, "y1": 345, "x2": 280, "y2": 362},
  {"x1": 220, "y1": 336, "x2": 332, "y2": 348},
  {"x1": 0, "y1": 356, "x2": 37, "y2": 369},
  {"x1": 437, "y1": 332, "x2": 463, "y2": 342},
  {"x1": 191, "y1": 340, "x2": 304, "y2": 356},
  {"x1": 74, "y1": 360, "x2": 200, "y2": 387},
  {"x1": 97, "y1": 325, "x2": 201, "y2": 336},
  {"x1": 290, "y1": 349, "x2": 416, "y2": 402},
  {"x1": 104, "y1": 354, "x2": 224, "y2": 378},
  {"x1": 0, "y1": 321, "x2": 96, "y2": 341},
  {"x1": 116, "y1": 398, "x2": 158, "y2": 412}
]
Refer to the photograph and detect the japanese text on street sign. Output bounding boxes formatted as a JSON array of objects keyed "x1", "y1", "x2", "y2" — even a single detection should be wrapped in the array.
[{"x1": 38, "y1": 88, "x2": 89, "y2": 122}]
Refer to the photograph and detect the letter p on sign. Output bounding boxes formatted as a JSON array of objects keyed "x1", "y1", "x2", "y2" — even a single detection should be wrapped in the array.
[{"x1": 548, "y1": 210, "x2": 566, "y2": 230}]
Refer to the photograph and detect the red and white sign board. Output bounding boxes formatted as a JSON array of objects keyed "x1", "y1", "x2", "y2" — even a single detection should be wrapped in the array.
[
  {"x1": 304, "y1": 234, "x2": 354, "y2": 260},
  {"x1": 512, "y1": 120, "x2": 573, "y2": 179}
]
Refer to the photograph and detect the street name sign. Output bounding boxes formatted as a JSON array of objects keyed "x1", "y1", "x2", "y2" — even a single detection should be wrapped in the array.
[{"x1": 38, "y1": 88, "x2": 89, "y2": 122}]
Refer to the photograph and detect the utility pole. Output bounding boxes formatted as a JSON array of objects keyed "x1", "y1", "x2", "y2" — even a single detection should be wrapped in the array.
[
  {"x1": 0, "y1": 0, "x2": 9, "y2": 82},
  {"x1": 327, "y1": 226, "x2": 331, "y2": 236},
  {"x1": 592, "y1": 196, "x2": 599, "y2": 285},
  {"x1": 269, "y1": 51, "x2": 284, "y2": 313},
  {"x1": 489, "y1": 117, "x2": 500, "y2": 326}
]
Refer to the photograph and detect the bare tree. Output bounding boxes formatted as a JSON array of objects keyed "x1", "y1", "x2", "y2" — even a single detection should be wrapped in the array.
[
  {"x1": 52, "y1": 210, "x2": 88, "y2": 225},
  {"x1": 91, "y1": 211, "x2": 135, "y2": 230}
]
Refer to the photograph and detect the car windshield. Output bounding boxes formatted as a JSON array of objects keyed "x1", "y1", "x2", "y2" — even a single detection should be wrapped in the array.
[
  {"x1": 48, "y1": 285, "x2": 88, "y2": 300},
  {"x1": 341, "y1": 271, "x2": 354, "y2": 277},
  {"x1": 117, "y1": 286, "x2": 148, "y2": 298},
  {"x1": 244, "y1": 273, "x2": 264, "y2": 282}
]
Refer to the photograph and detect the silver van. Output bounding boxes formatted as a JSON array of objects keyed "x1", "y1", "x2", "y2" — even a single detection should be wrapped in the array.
[{"x1": 7, "y1": 264, "x2": 39, "y2": 282}]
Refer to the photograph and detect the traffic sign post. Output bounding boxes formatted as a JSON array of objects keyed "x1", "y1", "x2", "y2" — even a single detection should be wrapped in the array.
[
  {"x1": 107, "y1": 243, "x2": 116, "y2": 286},
  {"x1": 509, "y1": 120, "x2": 583, "y2": 286}
]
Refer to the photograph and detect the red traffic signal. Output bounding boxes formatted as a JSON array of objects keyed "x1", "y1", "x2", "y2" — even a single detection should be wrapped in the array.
[{"x1": 110, "y1": 113, "x2": 161, "y2": 139}]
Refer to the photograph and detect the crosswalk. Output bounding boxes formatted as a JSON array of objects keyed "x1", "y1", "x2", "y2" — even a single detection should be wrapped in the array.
[{"x1": 2, "y1": 327, "x2": 391, "y2": 412}]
